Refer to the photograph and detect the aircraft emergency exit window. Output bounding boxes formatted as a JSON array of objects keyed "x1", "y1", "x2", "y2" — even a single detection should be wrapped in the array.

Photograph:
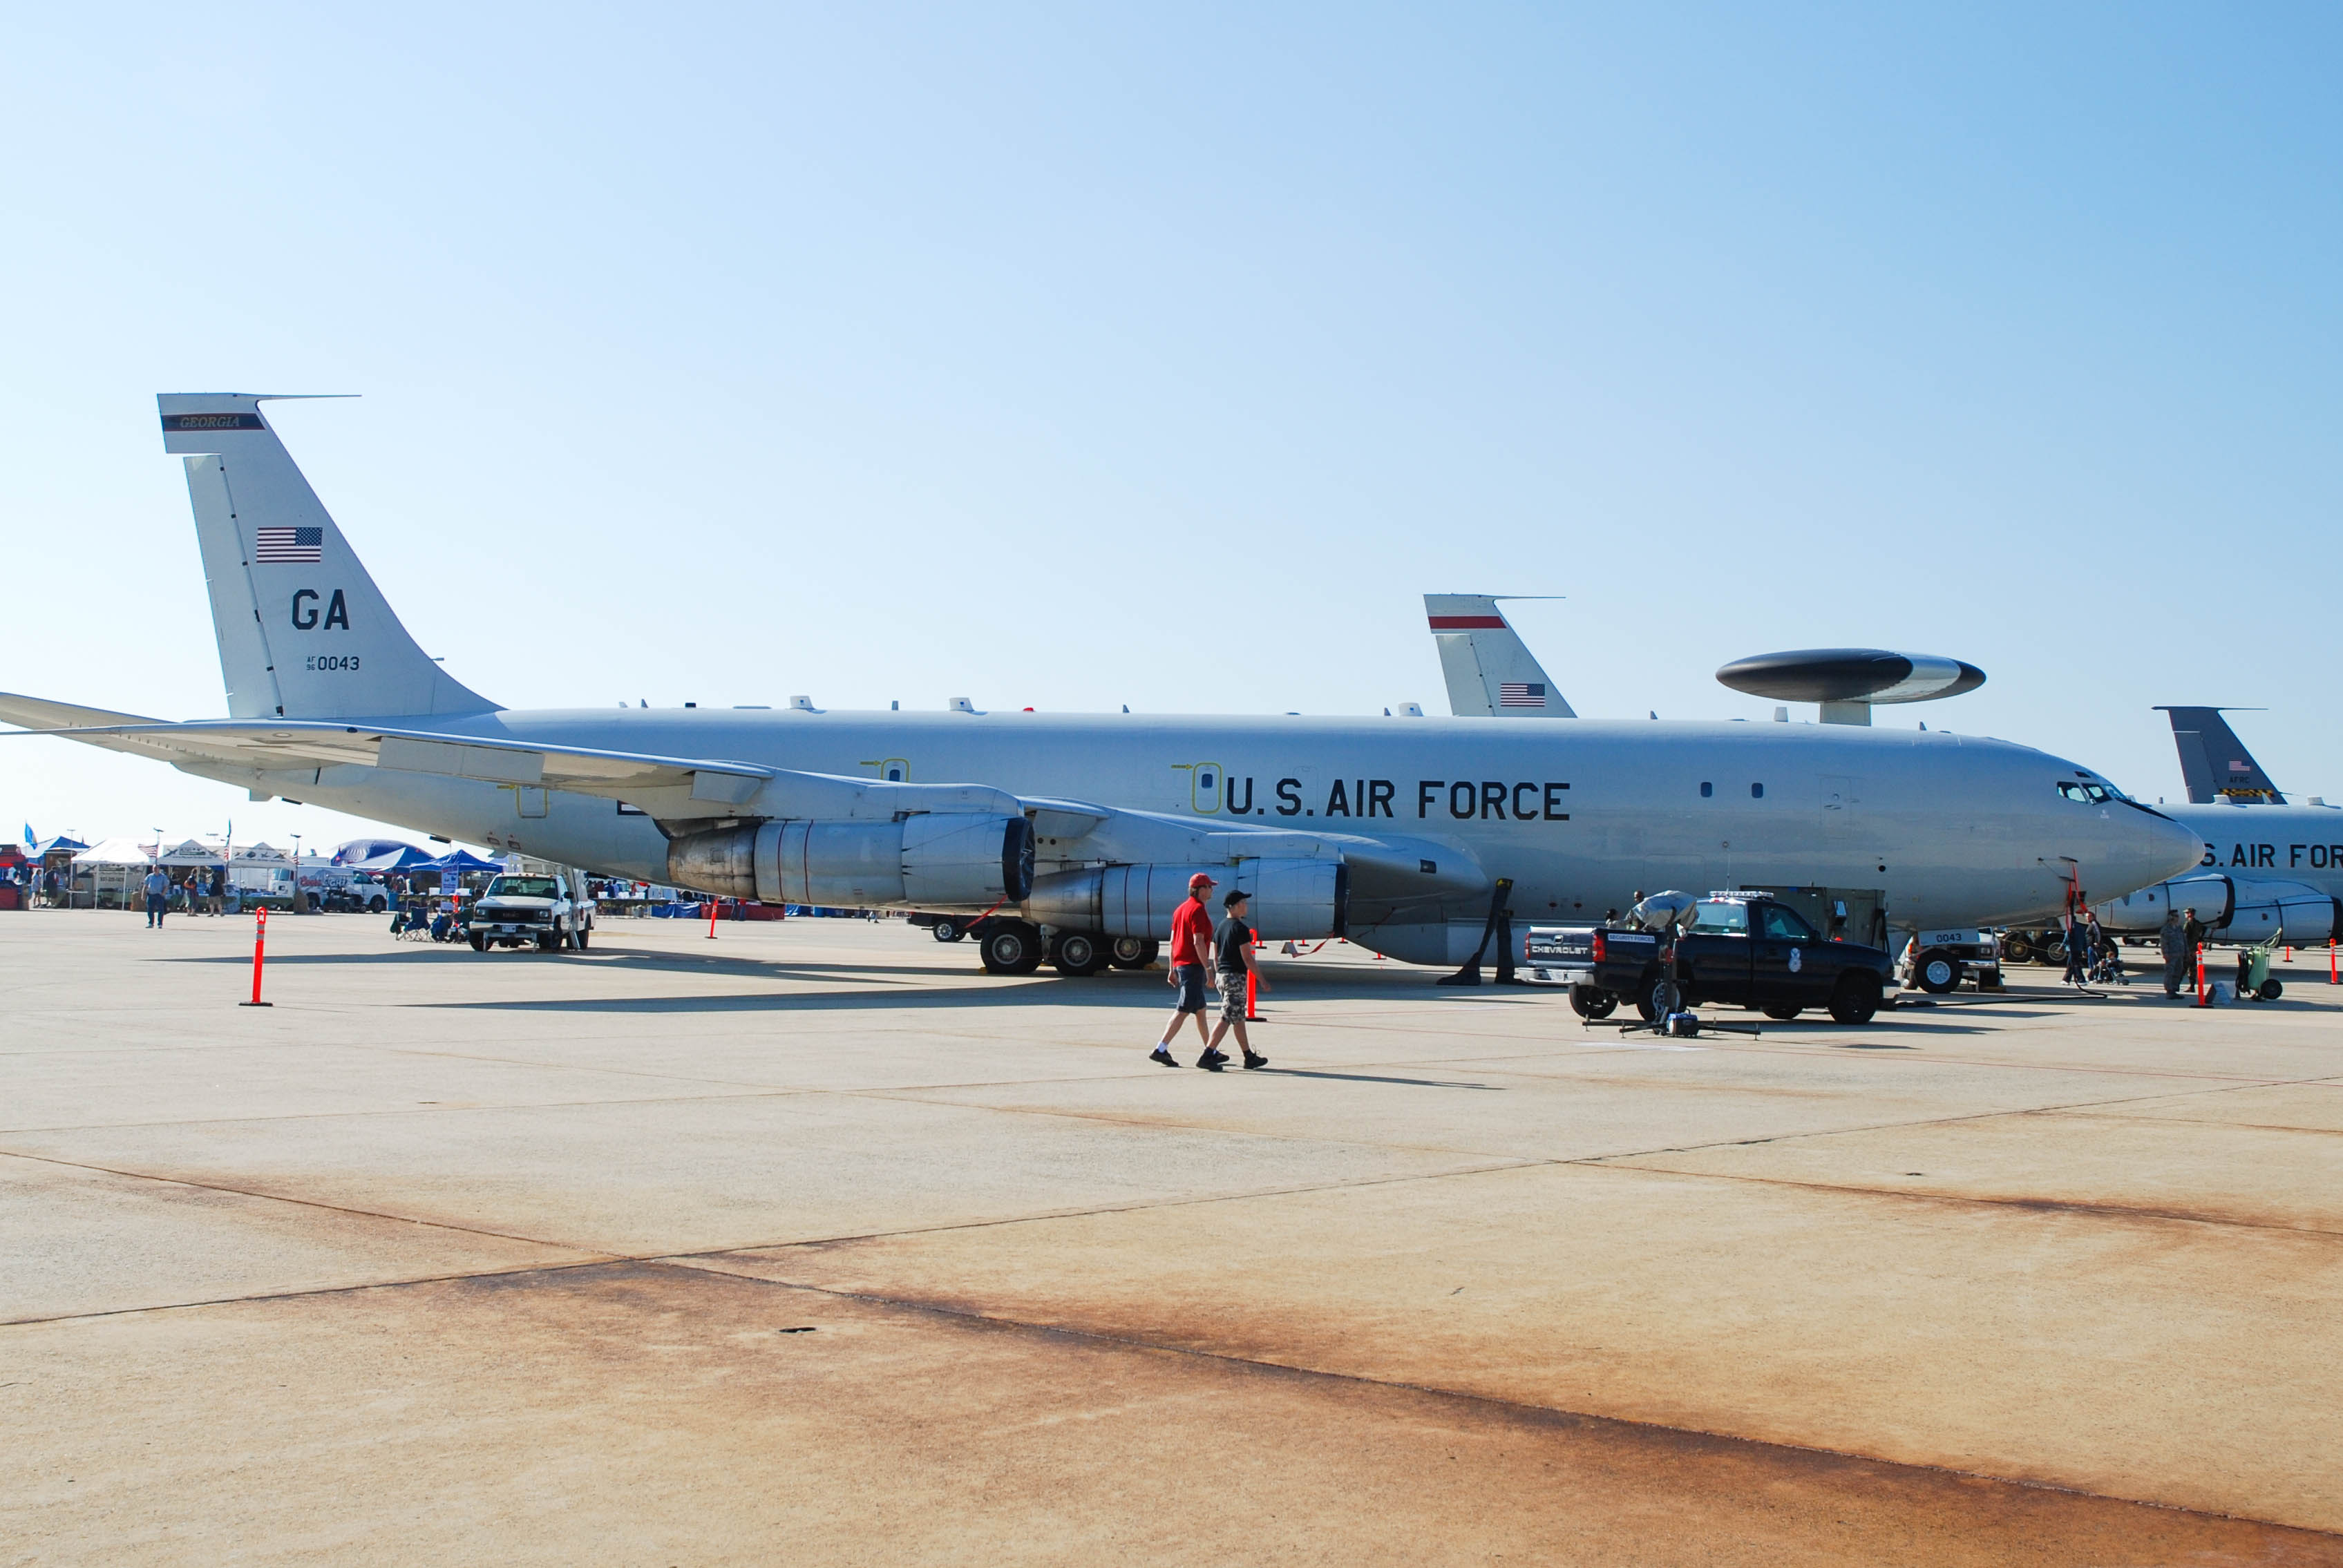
[
  {"x1": 1700, "y1": 782, "x2": 1713, "y2": 797},
  {"x1": 1690, "y1": 901, "x2": 1749, "y2": 933},
  {"x1": 1750, "y1": 783, "x2": 1765, "y2": 799},
  {"x1": 1200, "y1": 772, "x2": 1215, "y2": 790}
]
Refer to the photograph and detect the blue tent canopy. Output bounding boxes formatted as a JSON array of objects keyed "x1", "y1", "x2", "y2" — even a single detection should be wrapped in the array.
[
  {"x1": 412, "y1": 850, "x2": 505, "y2": 875},
  {"x1": 347, "y1": 844, "x2": 437, "y2": 872},
  {"x1": 334, "y1": 837, "x2": 428, "y2": 866}
]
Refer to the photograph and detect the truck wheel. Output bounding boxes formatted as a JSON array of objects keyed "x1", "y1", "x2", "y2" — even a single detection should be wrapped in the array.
[
  {"x1": 931, "y1": 920, "x2": 963, "y2": 943},
  {"x1": 369, "y1": 895, "x2": 388, "y2": 914},
  {"x1": 978, "y1": 922, "x2": 1044, "y2": 975},
  {"x1": 1634, "y1": 974, "x2": 1680, "y2": 1023},
  {"x1": 575, "y1": 923, "x2": 590, "y2": 951},
  {"x1": 1568, "y1": 985, "x2": 1617, "y2": 1020},
  {"x1": 1108, "y1": 937, "x2": 1159, "y2": 971},
  {"x1": 1052, "y1": 932, "x2": 1108, "y2": 977},
  {"x1": 469, "y1": 932, "x2": 487, "y2": 953},
  {"x1": 1915, "y1": 950, "x2": 1960, "y2": 994},
  {"x1": 537, "y1": 930, "x2": 559, "y2": 954},
  {"x1": 1828, "y1": 973, "x2": 1881, "y2": 1025},
  {"x1": 1761, "y1": 1004, "x2": 1803, "y2": 1021}
]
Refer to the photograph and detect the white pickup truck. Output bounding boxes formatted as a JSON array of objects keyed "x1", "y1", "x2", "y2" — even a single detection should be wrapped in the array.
[{"x1": 467, "y1": 872, "x2": 594, "y2": 953}]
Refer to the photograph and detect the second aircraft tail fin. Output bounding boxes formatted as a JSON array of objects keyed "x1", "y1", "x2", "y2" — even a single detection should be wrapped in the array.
[
  {"x1": 160, "y1": 394, "x2": 496, "y2": 721},
  {"x1": 2156, "y1": 707, "x2": 2284, "y2": 803},
  {"x1": 1424, "y1": 595, "x2": 1574, "y2": 718}
]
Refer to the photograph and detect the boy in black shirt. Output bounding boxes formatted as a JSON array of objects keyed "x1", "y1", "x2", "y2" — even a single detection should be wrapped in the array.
[{"x1": 1199, "y1": 890, "x2": 1269, "y2": 1071}]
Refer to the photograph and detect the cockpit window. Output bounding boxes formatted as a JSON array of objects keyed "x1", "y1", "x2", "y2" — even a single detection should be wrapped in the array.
[
  {"x1": 1689, "y1": 900, "x2": 1749, "y2": 933},
  {"x1": 2057, "y1": 781, "x2": 2119, "y2": 803}
]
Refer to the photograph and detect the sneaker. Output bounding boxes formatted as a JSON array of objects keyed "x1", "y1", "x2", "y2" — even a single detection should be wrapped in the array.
[
  {"x1": 1149, "y1": 1046, "x2": 1180, "y2": 1068},
  {"x1": 1197, "y1": 1049, "x2": 1229, "y2": 1071},
  {"x1": 1242, "y1": 1051, "x2": 1268, "y2": 1070}
]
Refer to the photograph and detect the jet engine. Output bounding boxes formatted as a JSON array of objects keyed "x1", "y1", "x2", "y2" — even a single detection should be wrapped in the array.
[
  {"x1": 2094, "y1": 872, "x2": 2235, "y2": 934},
  {"x1": 1024, "y1": 857, "x2": 1348, "y2": 940},
  {"x1": 665, "y1": 814, "x2": 1034, "y2": 909}
]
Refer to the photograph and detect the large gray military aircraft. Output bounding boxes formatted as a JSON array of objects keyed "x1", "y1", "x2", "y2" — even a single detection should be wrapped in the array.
[
  {"x1": 0, "y1": 396, "x2": 2201, "y2": 976},
  {"x1": 2091, "y1": 709, "x2": 2343, "y2": 945}
]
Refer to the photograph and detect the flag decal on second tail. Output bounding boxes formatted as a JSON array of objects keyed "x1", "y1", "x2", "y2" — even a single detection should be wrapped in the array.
[{"x1": 1499, "y1": 682, "x2": 1546, "y2": 707}]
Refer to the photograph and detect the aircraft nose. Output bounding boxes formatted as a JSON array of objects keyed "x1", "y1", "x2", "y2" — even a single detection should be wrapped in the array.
[{"x1": 2118, "y1": 806, "x2": 2206, "y2": 890}]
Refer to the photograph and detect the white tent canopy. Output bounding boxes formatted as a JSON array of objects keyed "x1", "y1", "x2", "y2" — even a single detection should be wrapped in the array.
[{"x1": 72, "y1": 837, "x2": 160, "y2": 868}]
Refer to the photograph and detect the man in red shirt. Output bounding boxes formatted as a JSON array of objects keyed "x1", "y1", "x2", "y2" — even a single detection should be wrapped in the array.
[{"x1": 1150, "y1": 872, "x2": 1220, "y2": 1067}]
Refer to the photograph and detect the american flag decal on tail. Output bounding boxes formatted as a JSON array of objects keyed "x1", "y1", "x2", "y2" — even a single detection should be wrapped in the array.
[
  {"x1": 1499, "y1": 682, "x2": 1546, "y2": 707},
  {"x1": 255, "y1": 526, "x2": 323, "y2": 563}
]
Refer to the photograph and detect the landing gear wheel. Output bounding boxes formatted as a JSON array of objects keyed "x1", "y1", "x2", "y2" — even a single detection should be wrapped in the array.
[
  {"x1": 1568, "y1": 985, "x2": 1617, "y2": 1020},
  {"x1": 1915, "y1": 950, "x2": 1960, "y2": 994},
  {"x1": 1635, "y1": 974, "x2": 1680, "y2": 1023},
  {"x1": 978, "y1": 921, "x2": 1045, "y2": 975},
  {"x1": 469, "y1": 932, "x2": 487, "y2": 953},
  {"x1": 2001, "y1": 932, "x2": 2036, "y2": 965},
  {"x1": 1829, "y1": 973, "x2": 1881, "y2": 1025},
  {"x1": 1761, "y1": 1003, "x2": 1803, "y2": 1021},
  {"x1": 1051, "y1": 932, "x2": 1108, "y2": 977},
  {"x1": 1108, "y1": 937, "x2": 1159, "y2": 971},
  {"x1": 931, "y1": 920, "x2": 964, "y2": 943}
]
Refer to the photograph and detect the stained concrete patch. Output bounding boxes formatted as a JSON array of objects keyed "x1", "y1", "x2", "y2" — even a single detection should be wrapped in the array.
[
  {"x1": 6, "y1": 1261, "x2": 2333, "y2": 1567},
  {"x1": 709, "y1": 1159, "x2": 2343, "y2": 1532}
]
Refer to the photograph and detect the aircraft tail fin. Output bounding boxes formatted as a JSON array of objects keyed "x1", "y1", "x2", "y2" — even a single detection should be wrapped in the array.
[
  {"x1": 1424, "y1": 595, "x2": 1574, "y2": 718},
  {"x1": 2156, "y1": 707, "x2": 2284, "y2": 803},
  {"x1": 159, "y1": 395, "x2": 495, "y2": 720}
]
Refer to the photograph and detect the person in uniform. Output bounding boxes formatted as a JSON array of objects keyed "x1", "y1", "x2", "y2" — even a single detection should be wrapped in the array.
[
  {"x1": 1149, "y1": 872, "x2": 1220, "y2": 1067},
  {"x1": 2060, "y1": 908, "x2": 2090, "y2": 987},
  {"x1": 2159, "y1": 908, "x2": 2194, "y2": 998},
  {"x1": 1201, "y1": 888, "x2": 1269, "y2": 1072}
]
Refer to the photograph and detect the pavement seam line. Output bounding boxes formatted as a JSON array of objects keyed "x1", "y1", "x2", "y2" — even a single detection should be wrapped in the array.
[{"x1": 0, "y1": 1146, "x2": 610, "y2": 1258}]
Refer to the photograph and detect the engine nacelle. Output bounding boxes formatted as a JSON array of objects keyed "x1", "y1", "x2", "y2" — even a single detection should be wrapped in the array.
[
  {"x1": 2219, "y1": 881, "x2": 2340, "y2": 944},
  {"x1": 2094, "y1": 872, "x2": 2235, "y2": 934},
  {"x1": 666, "y1": 814, "x2": 1034, "y2": 910},
  {"x1": 1024, "y1": 857, "x2": 1348, "y2": 940}
]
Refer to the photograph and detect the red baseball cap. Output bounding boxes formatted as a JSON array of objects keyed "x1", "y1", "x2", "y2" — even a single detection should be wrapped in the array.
[{"x1": 1188, "y1": 872, "x2": 1217, "y2": 890}]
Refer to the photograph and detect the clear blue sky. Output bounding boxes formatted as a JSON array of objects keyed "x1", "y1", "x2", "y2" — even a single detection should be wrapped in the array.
[{"x1": 5, "y1": 3, "x2": 2339, "y2": 851}]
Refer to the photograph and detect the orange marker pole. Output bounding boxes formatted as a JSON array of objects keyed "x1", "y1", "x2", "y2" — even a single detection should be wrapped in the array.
[
  {"x1": 707, "y1": 898, "x2": 719, "y2": 939},
  {"x1": 1246, "y1": 966, "x2": 1260, "y2": 1022},
  {"x1": 241, "y1": 906, "x2": 272, "y2": 1006},
  {"x1": 2195, "y1": 944, "x2": 2207, "y2": 1006},
  {"x1": 2329, "y1": 938, "x2": 2337, "y2": 984}
]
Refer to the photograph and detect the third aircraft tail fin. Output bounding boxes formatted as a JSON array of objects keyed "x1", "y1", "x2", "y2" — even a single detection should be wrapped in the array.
[
  {"x1": 160, "y1": 394, "x2": 497, "y2": 722},
  {"x1": 1424, "y1": 595, "x2": 1574, "y2": 718},
  {"x1": 2156, "y1": 707, "x2": 2284, "y2": 803}
]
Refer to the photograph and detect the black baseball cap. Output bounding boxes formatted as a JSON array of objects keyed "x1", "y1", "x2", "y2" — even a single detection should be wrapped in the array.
[{"x1": 1222, "y1": 889, "x2": 1249, "y2": 908}]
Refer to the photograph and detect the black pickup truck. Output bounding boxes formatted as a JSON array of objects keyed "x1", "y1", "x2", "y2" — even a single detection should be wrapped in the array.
[{"x1": 1522, "y1": 894, "x2": 1893, "y2": 1025}]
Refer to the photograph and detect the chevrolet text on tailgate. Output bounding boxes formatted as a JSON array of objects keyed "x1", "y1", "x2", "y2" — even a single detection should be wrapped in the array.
[{"x1": 1524, "y1": 892, "x2": 1895, "y2": 1025}]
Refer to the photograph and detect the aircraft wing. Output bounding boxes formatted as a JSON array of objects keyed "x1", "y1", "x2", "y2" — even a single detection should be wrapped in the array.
[
  {"x1": 0, "y1": 692, "x2": 168, "y2": 732},
  {"x1": 2, "y1": 703, "x2": 1488, "y2": 903}
]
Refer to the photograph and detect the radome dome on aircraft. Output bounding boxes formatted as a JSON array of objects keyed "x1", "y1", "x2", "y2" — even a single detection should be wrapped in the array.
[{"x1": 0, "y1": 396, "x2": 2203, "y2": 971}]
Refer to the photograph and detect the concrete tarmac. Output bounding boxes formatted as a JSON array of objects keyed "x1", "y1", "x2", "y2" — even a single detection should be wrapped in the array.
[{"x1": 3, "y1": 909, "x2": 2339, "y2": 1565}]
